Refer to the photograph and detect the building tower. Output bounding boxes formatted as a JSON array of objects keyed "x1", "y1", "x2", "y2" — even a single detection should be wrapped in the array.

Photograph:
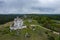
[{"x1": 10, "y1": 17, "x2": 26, "y2": 31}]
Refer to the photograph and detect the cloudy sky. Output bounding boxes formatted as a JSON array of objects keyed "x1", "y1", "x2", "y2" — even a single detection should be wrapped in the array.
[{"x1": 0, "y1": 0, "x2": 60, "y2": 14}]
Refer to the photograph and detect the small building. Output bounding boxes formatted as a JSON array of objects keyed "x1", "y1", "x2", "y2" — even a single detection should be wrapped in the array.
[{"x1": 10, "y1": 17, "x2": 26, "y2": 30}]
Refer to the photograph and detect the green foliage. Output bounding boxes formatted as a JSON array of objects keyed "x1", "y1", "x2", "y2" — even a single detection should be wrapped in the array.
[
  {"x1": 0, "y1": 27, "x2": 10, "y2": 35},
  {"x1": 47, "y1": 35, "x2": 55, "y2": 40},
  {"x1": 0, "y1": 14, "x2": 59, "y2": 40}
]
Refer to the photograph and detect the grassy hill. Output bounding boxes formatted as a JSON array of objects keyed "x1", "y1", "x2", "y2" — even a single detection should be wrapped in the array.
[
  {"x1": 0, "y1": 19, "x2": 59, "y2": 40},
  {"x1": 0, "y1": 14, "x2": 60, "y2": 40}
]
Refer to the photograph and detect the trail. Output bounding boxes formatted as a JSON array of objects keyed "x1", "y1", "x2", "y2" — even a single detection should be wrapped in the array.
[
  {"x1": 39, "y1": 25, "x2": 59, "y2": 35},
  {"x1": 31, "y1": 25, "x2": 59, "y2": 35}
]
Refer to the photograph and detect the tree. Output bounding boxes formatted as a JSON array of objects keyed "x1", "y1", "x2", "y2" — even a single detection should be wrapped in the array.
[{"x1": 47, "y1": 35, "x2": 55, "y2": 40}]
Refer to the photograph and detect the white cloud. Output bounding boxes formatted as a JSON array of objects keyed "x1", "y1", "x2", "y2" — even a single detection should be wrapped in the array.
[{"x1": 0, "y1": 0, "x2": 60, "y2": 14}]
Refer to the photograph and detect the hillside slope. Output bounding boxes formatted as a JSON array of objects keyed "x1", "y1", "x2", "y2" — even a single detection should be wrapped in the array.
[{"x1": 0, "y1": 21, "x2": 59, "y2": 40}]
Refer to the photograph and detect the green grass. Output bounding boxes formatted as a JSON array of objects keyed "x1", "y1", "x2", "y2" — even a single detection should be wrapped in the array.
[
  {"x1": 0, "y1": 25, "x2": 59, "y2": 40},
  {"x1": 0, "y1": 19, "x2": 59, "y2": 40}
]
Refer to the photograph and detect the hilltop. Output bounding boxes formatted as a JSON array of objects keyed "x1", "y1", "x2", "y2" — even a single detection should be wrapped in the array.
[{"x1": 0, "y1": 19, "x2": 59, "y2": 40}]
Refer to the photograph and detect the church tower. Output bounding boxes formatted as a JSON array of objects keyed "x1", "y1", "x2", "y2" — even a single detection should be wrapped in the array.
[{"x1": 10, "y1": 17, "x2": 26, "y2": 30}]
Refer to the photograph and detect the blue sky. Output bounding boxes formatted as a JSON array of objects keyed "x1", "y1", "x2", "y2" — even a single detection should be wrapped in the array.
[{"x1": 0, "y1": 0, "x2": 60, "y2": 14}]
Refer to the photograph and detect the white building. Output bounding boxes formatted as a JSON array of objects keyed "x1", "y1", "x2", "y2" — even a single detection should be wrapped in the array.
[{"x1": 10, "y1": 17, "x2": 26, "y2": 30}]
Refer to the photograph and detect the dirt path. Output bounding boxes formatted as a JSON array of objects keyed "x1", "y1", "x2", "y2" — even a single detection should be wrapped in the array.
[{"x1": 31, "y1": 25, "x2": 59, "y2": 35}]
